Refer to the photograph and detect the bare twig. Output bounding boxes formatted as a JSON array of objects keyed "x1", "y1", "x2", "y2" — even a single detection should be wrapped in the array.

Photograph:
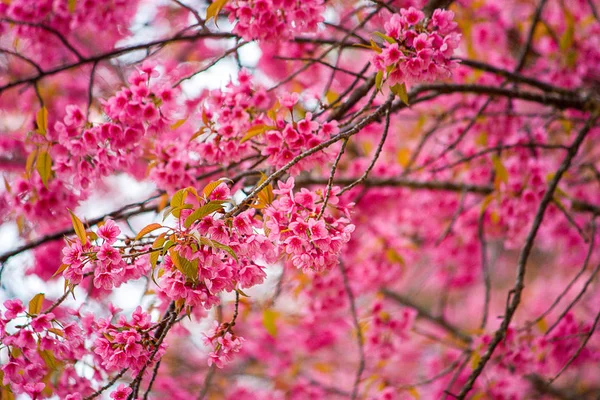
[
  {"x1": 478, "y1": 210, "x2": 491, "y2": 330},
  {"x1": 455, "y1": 116, "x2": 597, "y2": 399},
  {"x1": 549, "y1": 309, "x2": 600, "y2": 384},
  {"x1": 339, "y1": 102, "x2": 392, "y2": 195},
  {"x1": 381, "y1": 288, "x2": 472, "y2": 344},
  {"x1": 340, "y1": 261, "x2": 365, "y2": 400}
]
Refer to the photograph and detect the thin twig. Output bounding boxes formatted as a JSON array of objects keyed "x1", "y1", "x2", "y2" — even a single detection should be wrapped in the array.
[
  {"x1": 83, "y1": 368, "x2": 128, "y2": 400},
  {"x1": 340, "y1": 102, "x2": 392, "y2": 195},
  {"x1": 548, "y1": 309, "x2": 600, "y2": 384},
  {"x1": 478, "y1": 210, "x2": 491, "y2": 329},
  {"x1": 318, "y1": 138, "x2": 349, "y2": 219},
  {"x1": 339, "y1": 260, "x2": 365, "y2": 400},
  {"x1": 455, "y1": 116, "x2": 597, "y2": 399},
  {"x1": 381, "y1": 289, "x2": 472, "y2": 344},
  {"x1": 522, "y1": 218, "x2": 596, "y2": 332}
]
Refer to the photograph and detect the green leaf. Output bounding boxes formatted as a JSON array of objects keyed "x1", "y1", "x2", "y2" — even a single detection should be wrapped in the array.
[
  {"x1": 3, "y1": 176, "x2": 11, "y2": 194},
  {"x1": 36, "y1": 107, "x2": 48, "y2": 135},
  {"x1": 492, "y1": 155, "x2": 509, "y2": 189},
  {"x1": 385, "y1": 249, "x2": 405, "y2": 267},
  {"x1": 262, "y1": 309, "x2": 278, "y2": 337},
  {"x1": 560, "y1": 10, "x2": 575, "y2": 52},
  {"x1": 252, "y1": 172, "x2": 274, "y2": 210},
  {"x1": 39, "y1": 349, "x2": 59, "y2": 370},
  {"x1": 68, "y1": 0, "x2": 77, "y2": 13},
  {"x1": 68, "y1": 209, "x2": 87, "y2": 245},
  {"x1": 172, "y1": 203, "x2": 194, "y2": 219},
  {"x1": 194, "y1": 235, "x2": 238, "y2": 261},
  {"x1": 480, "y1": 194, "x2": 495, "y2": 215},
  {"x1": 1, "y1": 385, "x2": 15, "y2": 400},
  {"x1": 184, "y1": 200, "x2": 226, "y2": 228},
  {"x1": 373, "y1": 31, "x2": 396, "y2": 44},
  {"x1": 162, "y1": 240, "x2": 175, "y2": 256},
  {"x1": 390, "y1": 82, "x2": 409, "y2": 105},
  {"x1": 169, "y1": 249, "x2": 199, "y2": 282},
  {"x1": 36, "y1": 150, "x2": 52, "y2": 188},
  {"x1": 170, "y1": 188, "x2": 188, "y2": 208},
  {"x1": 150, "y1": 235, "x2": 166, "y2": 269},
  {"x1": 369, "y1": 39, "x2": 382, "y2": 53},
  {"x1": 353, "y1": 42, "x2": 378, "y2": 50},
  {"x1": 240, "y1": 124, "x2": 275, "y2": 143},
  {"x1": 135, "y1": 223, "x2": 163, "y2": 240},
  {"x1": 25, "y1": 148, "x2": 38, "y2": 177},
  {"x1": 375, "y1": 70, "x2": 384, "y2": 91},
  {"x1": 28, "y1": 293, "x2": 45, "y2": 315}
]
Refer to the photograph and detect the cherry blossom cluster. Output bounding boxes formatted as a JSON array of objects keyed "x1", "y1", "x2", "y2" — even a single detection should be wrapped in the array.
[
  {"x1": 149, "y1": 70, "x2": 270, "y2": 193},
  {"x1": 0, "y1": 300, "x2": 92, "y2": 398},
  {"x1": 371, "y1": 7, "x2": 461, "y2": 84},
  {"x1": 464, "y1": 313, "x2": 600, "y2": 398},
  {"x1": 227, "y1": 0, "x2": 324, "y2": 41},
  {"x1": 61, "y1": 220, "x2": 148, "y2": 289},
  {"x1": 47, "y1": 63, "x2": 177, "y2": 191},
  {"x1": 0, "y1": 0, "x2": 140, "y2": 63},
  {"x1": 194, "y1": 69, "x2": 272, "y2": 165},
  {"x1": 262, "y1": 111, "x2": 339, "y2": 175},
  {"x1": 7, "y1": 175, "x2": 78, "y2": 226},
  {"x1": 192, "y1": 70, "x2": 340, "y2": 176},
  {"x1": 157, "y1": 183, "x2": 277, "y2": 311},
  {"x1": 93, "y1": 306, "x2": 167, "y2": 375},
  {"x1": 203, "y1": 321, "x2": 245, "y2": 368},
  {"x1": 264, "y1": 178, "x2": 355, "y2": 272},
  {"x1": 3, "y1": 0, "x2": 600, "y2": 399}
]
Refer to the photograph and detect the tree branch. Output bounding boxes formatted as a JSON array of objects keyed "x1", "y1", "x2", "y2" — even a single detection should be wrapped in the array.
[{"x1": 455, "y1": 115, "x2": 597, "y2": 399}]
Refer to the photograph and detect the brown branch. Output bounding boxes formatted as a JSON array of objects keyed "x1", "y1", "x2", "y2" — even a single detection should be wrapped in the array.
[
  {"x1": 318, "y1": 138, "x2": 349, "y2": 219},
  {"x1": 1, "y1": 18, "x2": 84, "y2": 61},
  {"x1": 0, "y1": 193, "x2": 162, "y2": 269},
  {"x1": 526, "y1": 373, "x2": 580, "y2": 400},
  {"x1": 0, "y1": 157, "x2": 257, "y2": 272},
  {"x1": 297, "y1": 177, "x2": 493, "y2": 194},
  {"x1": 423, "y1": 0, "x2": 455, "y2": 18},
  {"x1": 523, "y1": 219, "x2": 596, "y2": 332},
  {"x1": 412, "y1": 83, "x2": 587, "y2": 110},
  {"x1": 340, "y1": 261, "x2": 365, "y2": 400},
  {"x1": 339, "y1": 103, "x2": 392, "y2": 195},
  {"x1": 296, "y1": 176, "x2": 600, "y2": 218},
  {"x1": 455, "y1": 115, "x2": 597, "y2": 399},
  {"x1": 0, "y1": 31, "x2": 235, "y2": 95},
  {"x1": 83, "y1": 368, "x2": 129, "y2": 400},
  {"x1": 457, "y1": 58, "x2": 574, "y2": 95},
  {"x1": 478, "y1": 210, "x2": 491, "y2": 329},
  {"x1": 171, "y1": 0, "x2": 205, "y2": 27},
  {"x1": 515, "y1": 0, "x2": 549, "y2": 72},
  {"x1": 381, "y1": 288, "x2": 472, "y2": 344},
  {"x1": 0, "y1": 48, "x2": 43, "y2": 74},
  {"x1": 546, "y1": 260, "x2": 600, "y2": 335},
  {"x1": 549, "y1": 309, "x2": 600, "y2": 384},
  {"x1": 226, "y1": 96, "x2": 396, "y2": 217}
]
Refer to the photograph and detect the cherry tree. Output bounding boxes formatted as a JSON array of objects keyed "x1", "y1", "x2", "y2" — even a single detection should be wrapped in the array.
[{"x1": 1, "y1": 0, "x2": 600, "y2": 398}]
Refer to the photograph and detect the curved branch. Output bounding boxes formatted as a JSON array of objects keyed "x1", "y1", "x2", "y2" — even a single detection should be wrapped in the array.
[
  {"x1": 1, "y1": 18, "x2": 84, "y2": 61},
  {"x1": 0, "y1": 31, "x2": 235, "y2": 95}
]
